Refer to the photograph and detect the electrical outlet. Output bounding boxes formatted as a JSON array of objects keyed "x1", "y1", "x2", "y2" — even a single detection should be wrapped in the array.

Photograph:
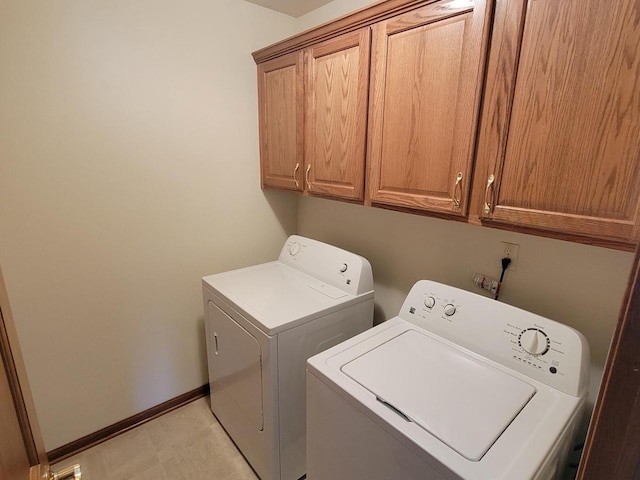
[{"x1": 501, "y1": 242, "x2": 519, "y2": 271}]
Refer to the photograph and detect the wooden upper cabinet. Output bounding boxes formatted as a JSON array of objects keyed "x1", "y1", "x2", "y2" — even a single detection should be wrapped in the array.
[
  {"x1": 367, "y1": 0, "x2": 490, "y2": 216},
  {"x1": 475, "y1": 0, "x2": 640, "y2": 246},
  {"x1": 304, "y1": 29, "x2": 371, "y2": 201},
  {"x1": 258, "y1": 51, "x2": 304, "y2": 192}
]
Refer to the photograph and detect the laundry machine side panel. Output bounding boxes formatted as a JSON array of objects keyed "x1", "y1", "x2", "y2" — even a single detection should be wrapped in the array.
[
  {"x1": 306, "y1": 371, "x2": 453, "y2": 480},
  {"x1": 278, "y1": 299, "x2": 374, "y2": 480}
]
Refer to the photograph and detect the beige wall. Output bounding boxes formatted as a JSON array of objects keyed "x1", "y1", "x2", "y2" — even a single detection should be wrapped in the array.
[{"x1": 0, "y1": 1, "x2": 298, "y2": 450}]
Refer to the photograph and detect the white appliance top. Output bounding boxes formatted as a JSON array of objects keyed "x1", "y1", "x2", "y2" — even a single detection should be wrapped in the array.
[
  {"x1": 202, "y1": 236, "x2": 373, "y2": 335},
  {"x1": 341, "y1": 329, "x2": 535, "y2": 461}
]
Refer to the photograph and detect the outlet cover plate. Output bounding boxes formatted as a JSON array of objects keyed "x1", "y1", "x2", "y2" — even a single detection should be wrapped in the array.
[{"x1": 501, "y1": 242, "x2": 519, "y2": 271}]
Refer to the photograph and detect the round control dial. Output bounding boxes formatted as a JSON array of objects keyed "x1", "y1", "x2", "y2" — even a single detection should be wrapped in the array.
[
  {"x1": 443, "y1": 303, "x2": 457, "y2": 316},
  {"x1": 424, "y1": 296, "x2": 436, "y2": 309},
  {"x1": 518, "y1": 328, "x2": 550, "y2": 356},
  {"x1": 289, "y1": 242, "x2": 300, "y2": 256},
  {"x1": 339, "y1": 263, "x2": 348, "y2": 273}
]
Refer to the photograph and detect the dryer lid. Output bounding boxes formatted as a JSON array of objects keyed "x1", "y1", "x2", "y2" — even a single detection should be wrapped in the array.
[
  {"x1": 203, "y1": 262, "x2": 359, "y2": 335},
  {"x1": 341, "y1": 329, "x2": 536, "y2": 461}
]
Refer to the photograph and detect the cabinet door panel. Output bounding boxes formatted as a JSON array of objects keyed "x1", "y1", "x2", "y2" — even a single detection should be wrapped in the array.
[
  {"x1": 367, "y1": 0, "x2": 489, "y2": 215},
  {"x1": 478, "y1": 0, "x2": 640, "y2": 244},
  {"x1": 258, "y1": 52, "x2": 304, "y2": 191},
  {"x1": 305, "y1": 29, "x2": 370, "y2": 200}
]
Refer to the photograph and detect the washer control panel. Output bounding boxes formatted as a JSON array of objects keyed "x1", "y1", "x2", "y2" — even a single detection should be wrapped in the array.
[
  {"x1": 503, "y1": 322, "x2": 570, "y2": 378},
  {"x1": 408, "y1": 292, "x2": 460, "y2": 323},
  {"x1": 400, "y1": 280, "x2": 590, "y2": 396}
]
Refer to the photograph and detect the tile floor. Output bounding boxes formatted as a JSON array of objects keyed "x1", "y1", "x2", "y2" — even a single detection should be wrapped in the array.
[{"x1": 51, "y1": 397, "x2": 257, "y2": 480}]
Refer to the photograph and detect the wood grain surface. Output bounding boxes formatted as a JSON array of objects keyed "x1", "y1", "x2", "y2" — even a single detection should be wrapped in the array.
[
  {"x1": 304, "y1": 29, "x2": 370, "y2": 201},
  {"x1": 258, "y1": 52, "x2": 304, "y2": 192},
  {"x1": 0, "y1": 266, "x2": 47, "y2": 470},
  {"x1": 0, "y1": 311, "x2": 31, "y2": 480},
  {"x1": 474, "y1": 0, "x2": 640, "y2": 244},
  {"x1": 367, "y1": 0, "x2": 490, "y2": 216},
  {"x1": 577, "y1": 245, "x2": 640, "y2": 479},
  {"x1": 253, "y1": 0, "x2": 443, "y2": 64}
]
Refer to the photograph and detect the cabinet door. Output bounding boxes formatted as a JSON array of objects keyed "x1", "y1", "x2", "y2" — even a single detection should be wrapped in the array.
[
  {"x1": 367, "y1": 0, "x2": 489, "y2": 216},
  {"x1": 475, "y1": 0, "x2": 640, "y2": 246},
  {"x1": 305, "y1": 29, "x2": 370, "y2": 201},
  {"x1": 258, "y1": 51, "x2": 304, "y2": 191}
]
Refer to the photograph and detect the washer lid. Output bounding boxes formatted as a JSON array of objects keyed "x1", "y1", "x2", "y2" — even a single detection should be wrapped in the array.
[{"x1": 341, "y1": 329, "x2": 536, "y2": 461}]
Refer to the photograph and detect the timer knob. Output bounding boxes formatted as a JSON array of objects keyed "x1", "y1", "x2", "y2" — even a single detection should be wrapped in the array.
[
  {"x1": 424, "y1": 296, "x2": 436, "y2": 309},
  {"x1": 339, "y1": 263, "x2": 348, "y2": 273},
  {"x1": 519, "y1": 328, "x2": 549, "y2": 356},
  {"x1": 443, "y1": 304, "x2": 457, "y2": 316},
  {"x1": 289, "y1": 242, "x2": 300, "y2": 256}
]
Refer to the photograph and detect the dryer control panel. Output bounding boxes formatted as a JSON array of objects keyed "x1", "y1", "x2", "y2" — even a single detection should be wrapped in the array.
[
  {"x1": 279, "y1": 236, "x2": 374, "y2": 296},
  {"x1": 400, "y1": 280, "x2": 590, "y2": 397}
]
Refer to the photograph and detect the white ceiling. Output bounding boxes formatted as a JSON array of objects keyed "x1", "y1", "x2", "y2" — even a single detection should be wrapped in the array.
[{"x1": 245, "y1": 0, "x2": 334, "y2": 17}]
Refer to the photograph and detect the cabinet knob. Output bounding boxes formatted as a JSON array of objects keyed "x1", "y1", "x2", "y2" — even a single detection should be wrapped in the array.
[{"x1": 483, "y1": 174, "x2": 495, "y2": 215}]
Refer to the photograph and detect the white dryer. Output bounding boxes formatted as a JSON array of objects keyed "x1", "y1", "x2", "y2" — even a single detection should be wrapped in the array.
[
  {"x1": 202, "y1": 235, "x2": 373, "y2": 480},
  {"x1": 307, "y1": 280, "x2": 590, "y2": 480}
]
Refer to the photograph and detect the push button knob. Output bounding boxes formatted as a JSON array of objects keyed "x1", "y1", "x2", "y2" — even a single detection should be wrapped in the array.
[
  {"x1": 424, "y1": 296, "x2": 436, "y2": 309},
  {"x1": 289, "y1": 242, "x2": 300, "y2": 255},
  {"x1": 443, "y1": 304, "x2": 456, "y2": 316}
]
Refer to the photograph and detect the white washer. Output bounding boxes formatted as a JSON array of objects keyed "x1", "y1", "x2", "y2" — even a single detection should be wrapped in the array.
[
  {"x1": 202, "y1": 235, "x2": 374, "y2": 480},
  {"x1": 307, "y1": 280, "x2": 590, "y2": 480}
]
